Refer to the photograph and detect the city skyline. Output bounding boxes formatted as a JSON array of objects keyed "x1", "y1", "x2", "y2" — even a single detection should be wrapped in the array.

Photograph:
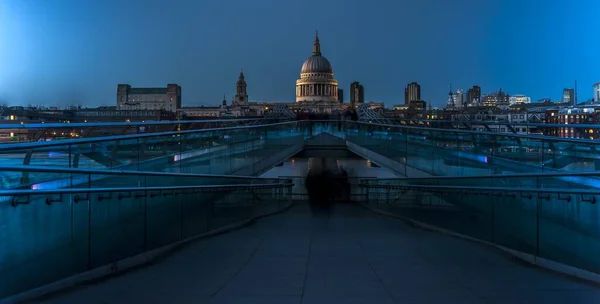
[{"x1": 0, "y1": 0, "x2": 599, "y2": 108}]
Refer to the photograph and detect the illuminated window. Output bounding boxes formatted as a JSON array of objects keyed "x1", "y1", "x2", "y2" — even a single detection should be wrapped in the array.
[{"x1": 9, "y1": 115, "x2": 14, "y2": 120}]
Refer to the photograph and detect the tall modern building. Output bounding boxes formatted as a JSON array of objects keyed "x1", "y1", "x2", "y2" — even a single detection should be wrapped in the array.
[
  {"x1": 447, "y1": 89, "x2": 463, "y2": 108},
  {"x1": 350, "y1": 81, "x2": 364, "y2": 107},
  {"x1": 117, "y1": 84, "x2": 182, "y2": 113},
  {"x1": 454, "y1": 89, "x2": 464, "y2": 107},
  {"x1": 562, "y1": 88, "x2": 575, "y2": 105},
  {"x1": 404, "y1": 82, "x2": 421, "y2": 104},
  {"x1": 337, "y1": 88, "x2": 344, "y2": 103},
  {"x1": 466, "y1": 85, "x2": 482, "y2": 105}
]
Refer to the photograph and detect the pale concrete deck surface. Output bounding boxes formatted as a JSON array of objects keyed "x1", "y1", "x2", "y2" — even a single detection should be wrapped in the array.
[{"x1": 39, "y1": 204, "x2": 600, "y2": 304}]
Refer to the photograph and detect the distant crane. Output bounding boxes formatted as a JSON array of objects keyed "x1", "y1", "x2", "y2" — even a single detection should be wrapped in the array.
[{"x1": 575, "y1": 80, "x2": 578, "y2": 105}]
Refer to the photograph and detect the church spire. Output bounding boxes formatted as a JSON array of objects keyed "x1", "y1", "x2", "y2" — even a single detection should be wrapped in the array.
[
  {"x1": 235, "y1": 68, "x2": 248, "y2": 104},
  {"x1": 312, "y1": 30, "x2": 321, "y2": 56},
  {"x1": 237, "y1": 68, "x2": 246, "y2": 86}
]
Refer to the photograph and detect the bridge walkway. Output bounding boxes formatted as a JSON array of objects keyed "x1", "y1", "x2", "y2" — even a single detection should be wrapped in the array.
[{"x1": 37, "y1": 204, "x2": 599, "y2": 304}]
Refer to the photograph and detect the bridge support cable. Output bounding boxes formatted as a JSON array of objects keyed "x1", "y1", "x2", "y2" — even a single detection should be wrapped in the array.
[
  {"x1": 356, "y1": 104, "x2": 398, "y2": 125},
  {"x1": 249, "y1": 104, "x2": 297, "y2": 125}
]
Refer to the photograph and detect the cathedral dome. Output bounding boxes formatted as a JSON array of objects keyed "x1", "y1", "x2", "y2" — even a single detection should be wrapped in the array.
[
  {"x1": 300, "y1": 32, "x2": 333, "y2": 74},
  {"x1": 295, "y1": 32, "x2": 339, "y2": 105},
  {"x1": 301, "y1": 56, "x2": 333, "y2": 74}
]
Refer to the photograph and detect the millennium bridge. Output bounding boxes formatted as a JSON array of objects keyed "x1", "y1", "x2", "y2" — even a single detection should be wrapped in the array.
[{"x1": 2, "y1": 107, "x2": 600, "y2": 303}]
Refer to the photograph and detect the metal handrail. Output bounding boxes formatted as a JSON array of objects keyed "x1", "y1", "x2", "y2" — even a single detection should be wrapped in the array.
[
  {"x1": 0, "y1": 118, "x2": 273, "y2": 130},
  {"x1": 3, "y1": 119, "x2": 594, "y2": 151},
  {"x1": 359, "y1": 183, "x2": 600, "y2": 196},
  {"x1": 353, "y1": 121, "x2": 600, "y2": 145},
  {"x1": 371, "y1": 119, "x2": 600, "y2": 130},
  {"x1": 280, "y1": 175, "x2": 379, "y2": 182},
  {"x1": 362, "y1": 170, "x2": 600, "y2": 182},
  {"x1": 0, "y1": 183, "x2": 292, "y2": 197},
  {"x1": 0, "y1": 165, "x2": 295, "y2": 181},
  {"x1": 16, "y1": 118, "x2": 596, "y2": 132},
  {"x1": 0, "y1": 120, "x2": 300, "y2": 151}
]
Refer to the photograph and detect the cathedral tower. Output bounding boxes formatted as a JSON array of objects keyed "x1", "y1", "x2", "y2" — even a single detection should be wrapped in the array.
[{"x1": 233, "y1": 69, "x2": 248, "y2": 106}]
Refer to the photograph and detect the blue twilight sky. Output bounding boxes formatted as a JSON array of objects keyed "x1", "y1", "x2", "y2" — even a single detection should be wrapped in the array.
[{"x1": 0, "y1": 0, "x2": 599, "y2": 108}]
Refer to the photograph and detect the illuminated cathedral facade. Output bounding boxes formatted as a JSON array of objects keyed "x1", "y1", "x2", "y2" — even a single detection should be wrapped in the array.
[
  {"x1": 294, "y1": 32, "x2": 341, "y2": 111},
  {"x1": 227, "y1": 32, "x2": 345, "y2": 115}
]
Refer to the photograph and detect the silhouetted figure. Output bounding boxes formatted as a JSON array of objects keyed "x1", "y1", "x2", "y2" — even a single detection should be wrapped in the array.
[
  {"x1": 306, "y1": 172, "x2": 329, "y2": 215},
  {"x1": 305, "y1": 158, "x2": 353, "y2": 216},
  {"x1": 306, "y1": 172, "x2": 353, "y2": 218}
]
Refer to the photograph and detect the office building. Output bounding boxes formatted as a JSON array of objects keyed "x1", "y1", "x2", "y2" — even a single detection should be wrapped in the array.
[
  {"x1": 509, "y1": 94, "x2": 531, "y2": 105},
  {"x1": 562, "y1": 88, "x2": 575, "y2": 105},
  {"x1": 350, "y1": 81, "x2": 365, "y2": 107},
  {"x1": 466, "y1": 85, "x2": 481, "y2": 105},
  {"x1": 404, "y1": 82, "x2": 421, "y2": 104},
  {"x1": 117, "y1": 84, "x2": 182, "y2": 113}
]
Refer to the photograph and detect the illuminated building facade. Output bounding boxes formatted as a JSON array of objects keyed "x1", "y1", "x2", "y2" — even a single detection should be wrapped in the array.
[
  {"x1": 546, "y1": 107, "x2": 600, "y2": 139},
  {"x1": 562, "y1": 88, "x2": 575, "y2": 105},
  {"x1": 508, "y1": 94, "x2": 531, "y2": 105},
  {"x1": 294, "y1": 32, "x2": 341, "y2": 113}
]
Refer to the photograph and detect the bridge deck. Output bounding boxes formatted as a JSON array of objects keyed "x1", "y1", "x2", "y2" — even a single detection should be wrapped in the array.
[{"x1": 37, "y1": 204, "x2": 599, "y2": 304}]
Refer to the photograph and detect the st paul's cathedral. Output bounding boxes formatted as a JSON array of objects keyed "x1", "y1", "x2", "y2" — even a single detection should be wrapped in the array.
[{"x1": 229, "y1": 32, "x2": 346, "y2": 116}]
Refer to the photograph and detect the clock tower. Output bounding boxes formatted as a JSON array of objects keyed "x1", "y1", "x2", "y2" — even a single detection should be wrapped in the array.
[{"x1": 233, "y1": 69, "x2": 248, "y2": 106}]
